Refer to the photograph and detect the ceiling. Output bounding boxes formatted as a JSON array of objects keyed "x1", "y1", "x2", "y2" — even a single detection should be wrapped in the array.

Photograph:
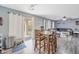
[{"x1": 1, "y1": 4, "x2": 79, "y2": 19}]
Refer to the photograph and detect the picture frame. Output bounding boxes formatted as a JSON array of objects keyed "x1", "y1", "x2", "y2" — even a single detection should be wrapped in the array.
[{"x1": 0, "y1": 17, "x2": 3, "y2": 25}]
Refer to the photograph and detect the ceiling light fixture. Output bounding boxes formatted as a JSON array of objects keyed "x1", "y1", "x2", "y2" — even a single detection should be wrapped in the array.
[
  {"x1": 29, "y1": 4, "x2": 37, "y2": 10},
  {"x1": 62, "y1": 16, "x2": 67, "y2": 21}
]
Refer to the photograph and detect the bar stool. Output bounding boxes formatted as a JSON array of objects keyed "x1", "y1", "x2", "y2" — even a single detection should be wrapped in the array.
[
  {"x1": 49, "y1": 34, "x2": 56, "y2": 54},
  {"x1": 52, "y1": 32, "x2": 57, "y2": 53},
  {"x1": 52, "y1": 34, "x2": 57, "y2": 53},
  {"x1": 44, "y1": 32, "x2": 57, "y2": 54},
  {"x1": 34, "y1": 30, "x2": 45, "y2": 53},
  {"x1": 43, "y1": 34, "x2": 54, "y2": 54}
]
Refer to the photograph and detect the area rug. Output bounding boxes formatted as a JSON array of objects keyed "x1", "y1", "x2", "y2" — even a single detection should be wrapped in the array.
[{"x1": 12, "y1": 43, "x2": 26, "y2": 53}]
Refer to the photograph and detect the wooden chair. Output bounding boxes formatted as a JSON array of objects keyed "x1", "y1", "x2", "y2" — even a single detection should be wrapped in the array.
[
  {"x1": 52, "y1": 34, "x2": 57, "y2": 53},
  {"x1": 44, "y1": 32, "x2": 57, "y2": 54},
  {"x1": 34, "y1": 30, "x2": 46, "y2": 53},
  {"x1": 34, "y1": 30, "x2": 57, "y2": 54},
  {"x1": 52, "y1": 32, "x2": 57, "y2": 53}
]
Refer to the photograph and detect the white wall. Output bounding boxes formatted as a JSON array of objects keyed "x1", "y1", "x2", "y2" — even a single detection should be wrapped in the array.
[{"x1": 0, "y1": 6, "x2": 9, "y2": 37}]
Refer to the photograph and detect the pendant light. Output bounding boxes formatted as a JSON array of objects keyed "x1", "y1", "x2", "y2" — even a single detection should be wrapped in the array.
[{"x1": 62, "y1": 16, "x2": 67, "y2": 21}]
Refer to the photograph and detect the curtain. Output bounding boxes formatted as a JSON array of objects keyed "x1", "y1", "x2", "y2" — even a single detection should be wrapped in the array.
[
  {"x1": 48, "y1": 20, "x2": 51, "y2": 29},
  {"x1": 9, "y1": 12, "x2": 24, "y2": 39},
  {"x1": 23, "y1": 16, "x2": 26, "y2": 37},
  {"x1": 9, "y1": 12, "x2": 15, "y2": 36},
  {"x1": 18, "y1": 15, "x2": 23, "y2": 39},
  {"x1": 45, "y1": 20, "x2": 49, "y2": 30},
  {"x1": 21, "y1": 16, "x2": 25, "y2": 38},
  {"x1": 14, "y1": 14, "x2": 19, "y2": 38},
  {"x1": 51, "y1": 21, "x2": 55, "y2": 28}
]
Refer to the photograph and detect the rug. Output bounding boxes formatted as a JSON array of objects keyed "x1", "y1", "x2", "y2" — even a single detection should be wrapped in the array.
[{"x1": 12, "y1": 43, "x2": 26, "y2": 53}]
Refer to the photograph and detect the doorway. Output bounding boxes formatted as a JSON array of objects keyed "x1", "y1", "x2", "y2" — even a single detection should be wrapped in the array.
[{"x1": 24, "y1": 17, "x2": 33, "y2": 38}]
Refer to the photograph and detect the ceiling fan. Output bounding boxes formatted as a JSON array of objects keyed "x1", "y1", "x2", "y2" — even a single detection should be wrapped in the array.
[{"x1": 29, "y1": 4, "x2": 37, "y2": 10}]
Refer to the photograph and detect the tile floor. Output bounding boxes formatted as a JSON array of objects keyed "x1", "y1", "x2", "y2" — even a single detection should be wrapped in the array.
[{"x1": 4, "y1": 36, "x2": 79, "y2": 54}]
